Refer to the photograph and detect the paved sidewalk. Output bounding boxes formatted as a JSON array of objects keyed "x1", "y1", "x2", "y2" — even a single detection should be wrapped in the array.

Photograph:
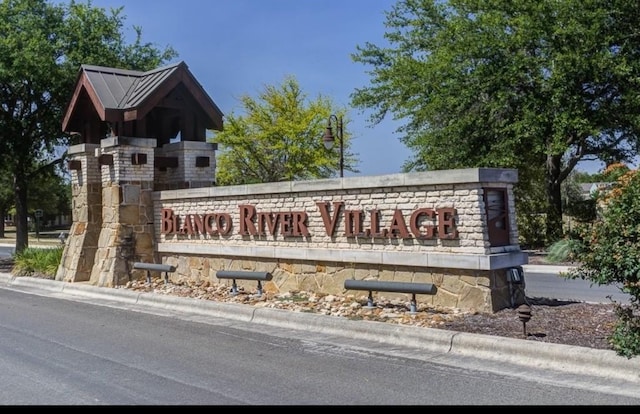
[{"x1": 0, "y1": 231, "x2": 68, "y2": 252}]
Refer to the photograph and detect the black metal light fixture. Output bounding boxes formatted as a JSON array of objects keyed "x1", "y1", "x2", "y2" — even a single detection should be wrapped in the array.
[
  {"x1": 517, "y1": 304, "x2": 532, "y2": 337},
  {"x1": 322, "y1": 114, "x2": 344, "y2": 177}
]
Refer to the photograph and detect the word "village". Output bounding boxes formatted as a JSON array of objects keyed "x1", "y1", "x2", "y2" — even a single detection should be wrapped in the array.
[{"x1": 160, "y1": 202, "x2": 459, "y2": 240}]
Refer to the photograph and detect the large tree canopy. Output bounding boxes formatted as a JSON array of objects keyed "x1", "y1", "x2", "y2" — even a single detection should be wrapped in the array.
[
  {"x1": 0, "y1": 0, "x2": 177, "y2": 252},
  {"x1": 351, "y1": 0, "x2": 640, "y2": 242},
  {"x1": 213, "y1": 76, "x2": 357, "y2": 185}
]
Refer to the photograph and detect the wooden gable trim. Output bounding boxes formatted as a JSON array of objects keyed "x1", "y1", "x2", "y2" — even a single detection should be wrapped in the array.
[
  {"x1": 131, "y1": 65, "x2": 223, "y2": 130},
  {"x1": 62, "y1": 72, "x2": 108, "y2": 132},
  {"x1": 178, "y1": 69, "x2": 224, "y2": 129},
  {"x1": 104, "y1": 108, "x2": 123, "y2": 123},
  {"x1": 79, "y1": 75, "x2": 108, "y2": 121},
  {"x1": 62, "y1": 62, "x2": 223, "y2": 136},
  {"x1": 123, "y1": 109, "x2": 138, "y2": 122},
  {"x1": 61, "y1": 79, "x2": 84, "y2": 132}
]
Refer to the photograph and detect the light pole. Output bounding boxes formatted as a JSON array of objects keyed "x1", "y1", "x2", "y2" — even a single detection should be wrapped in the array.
[{"x1": 322, "y1": 114, "x2": 344, "y2": 178}]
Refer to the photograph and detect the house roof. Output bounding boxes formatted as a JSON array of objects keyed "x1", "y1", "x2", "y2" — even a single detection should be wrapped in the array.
[
  {"x1": 61, "y1": 61, "x2": 224, "y2": 132},
  {"x1": 579, "y1": 182, "x2": 614, "y2": 198}
]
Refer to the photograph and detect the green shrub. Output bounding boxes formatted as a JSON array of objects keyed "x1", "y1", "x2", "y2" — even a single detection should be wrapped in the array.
[
  {"x1": 517, "y1": 213, "x2": 547, "y2": 249},
  {"x1": 567, "y1": 169, "x2": 640, "y2": 357},
  {"x1": 610, "y1": 303, "x2": 640, "y2": 359},
  {"x1": 13, "y1": 246, "x2": 63, "y2": 278},
  {"x1": 546, "y1": 238, "x2": 583, "y2": 263},
  {"x1": 563, "y1": 198, "x2": 597, "y2": 223}
]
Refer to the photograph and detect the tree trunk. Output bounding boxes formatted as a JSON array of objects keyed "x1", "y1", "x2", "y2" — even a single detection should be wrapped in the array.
[
  {"x1": 0, "y1": 207, "x2": 5, "y2": 238},
  {"x1": 545, "y1": 155, "x2": 564, "y2": 243},
  {"x1": 13, "y1": 172, "x2": 29, "y2": 253}
]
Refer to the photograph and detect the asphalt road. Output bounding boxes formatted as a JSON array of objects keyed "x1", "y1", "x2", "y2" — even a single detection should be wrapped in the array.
[
  {"x1": 0, "y1": 246, "x2": 13, "y2": 259},
  {"x1": 0, "y1": 285, "x2": 638, "y2": 405},
  {"x1": 523, "y1": 267, "x2": 632, "y2": 304}
]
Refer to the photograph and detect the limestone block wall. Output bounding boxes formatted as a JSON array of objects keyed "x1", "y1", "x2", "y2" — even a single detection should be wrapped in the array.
[
  {"x1": 168, "y1": 255, "x2": 521, "y2": 312},
  {"x1": 155, "y1": 141, "x2": 216, "y2": 190},
  {"x1": 56, "y1": 144, "x2": 102, "y2": 282},
  {"x1": 56, "y1": 146, "x2": 527, "y2": 312},
  {"x1": 152, "y1": 168, "x2": 528, "y2": 312}
]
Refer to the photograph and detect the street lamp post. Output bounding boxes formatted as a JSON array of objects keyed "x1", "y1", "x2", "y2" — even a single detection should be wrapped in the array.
[{"x1": 322, "y1": 114, "x2": 344, "y2": 178}]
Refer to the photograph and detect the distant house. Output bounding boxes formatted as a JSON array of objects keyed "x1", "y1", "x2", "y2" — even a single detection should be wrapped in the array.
[{"x1": 579, "y1": 182, "x2": 613, "y2": 199}]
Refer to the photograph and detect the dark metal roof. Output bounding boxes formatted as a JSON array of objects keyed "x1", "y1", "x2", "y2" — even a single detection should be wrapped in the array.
[
  {"x1": 80, "y1": 62, "x2": 181, "y2": 110},
  {"x1": 62, "y1": 61, "x2": 224, "y2": 134}
]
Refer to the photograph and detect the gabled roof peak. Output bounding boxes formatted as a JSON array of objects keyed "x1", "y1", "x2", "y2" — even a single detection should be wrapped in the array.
[
  {"x1": 79, "y1": 60, "x2": 186, "y2": 77},
  {"x1": 62, "y1": 60, "x2": 223, "y2": 137}
]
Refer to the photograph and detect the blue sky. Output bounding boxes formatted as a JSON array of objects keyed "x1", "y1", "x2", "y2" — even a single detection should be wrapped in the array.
[
  {"x1": 81, "y1": 0, "x2": 411, "y2": 177},
  {"x1": 76, "y1": 0, "x2": 609, "y2": 176}
]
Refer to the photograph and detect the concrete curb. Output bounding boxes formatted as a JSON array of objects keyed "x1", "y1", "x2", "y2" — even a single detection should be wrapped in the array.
[
  {"x1": 450, "y1": 330, "x2": 640, "y2": 382},
  {"x1": 250, "y1": 306, "x2": 457, "y2": 353},
  {"x1": 1, "y1": 273, "x2": 639, "y2": 385}
]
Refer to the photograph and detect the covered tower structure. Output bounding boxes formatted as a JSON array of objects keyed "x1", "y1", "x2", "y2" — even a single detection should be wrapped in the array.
[{"x1": 56, "y1": 61, "x2": 223, "y2": 286}]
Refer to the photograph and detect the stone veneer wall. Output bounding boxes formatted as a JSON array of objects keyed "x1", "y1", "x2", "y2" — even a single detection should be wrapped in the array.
[
  {"x1": 154, "y1": 141, "x2": 217, "y2": 190},
  {"x1": 57, "y1": 136, "x2": 219, "y2": 287},
  {"x1": 55, "y1": 144, "x2": 102, "y2": 282},
  {"x1": 152, "y1": 169, "x2": 528, "y2": 312},
  {"x1": 88, "y1": 137, "x2": 157, "y2": 287},
  {"x1": 55, "y1": 140, "x2": 527, "y2": 313}
]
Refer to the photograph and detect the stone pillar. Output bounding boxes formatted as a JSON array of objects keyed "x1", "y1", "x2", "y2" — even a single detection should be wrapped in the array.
[
  {"x1": 55, "y1": 144, "x2": 102, "y2": 282},
  {"x1": 154, "y1": 141, "x2": 216, "y2": 190},
  {"x1": 89, "y1": 137, "x2": 157, "y2": 287}
]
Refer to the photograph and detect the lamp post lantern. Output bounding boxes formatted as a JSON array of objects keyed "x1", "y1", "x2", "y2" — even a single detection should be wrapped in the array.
[{"x1": 322, "y1": 114, "x2": 344, "y2": 177}]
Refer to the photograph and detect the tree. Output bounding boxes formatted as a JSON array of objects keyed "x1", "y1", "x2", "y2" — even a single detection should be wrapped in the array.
[
  {"x1": 0, "y1": 0, "x2": 177, "y2": 253},
  {"x1": 0, "y1": 165, "x2": 13, "y2": 238},
  {"x1": 350, "y1": 0, "x2": 640, "y2": 243},
  {"x1": 213, "y1": 76, "x2": 358, "y2": 185},
  {"x1": 570, "y1": 170, "x2": 599, "y2": 185},
  {"x1": 566, "y1": 169, "x2": 640, "y2": 357},
  {"x1": 27, "y1": 163, "x2": 72, "y2": 224},
  {"x1": 561, "y1": 169, "x2": 597, "y2": 226},
  {"x1": 0, "y1": 163, "x2": 71, "y2": 236},
  {"x1": 514, "y1": 164, "x2": 548, "y2": 248}
]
